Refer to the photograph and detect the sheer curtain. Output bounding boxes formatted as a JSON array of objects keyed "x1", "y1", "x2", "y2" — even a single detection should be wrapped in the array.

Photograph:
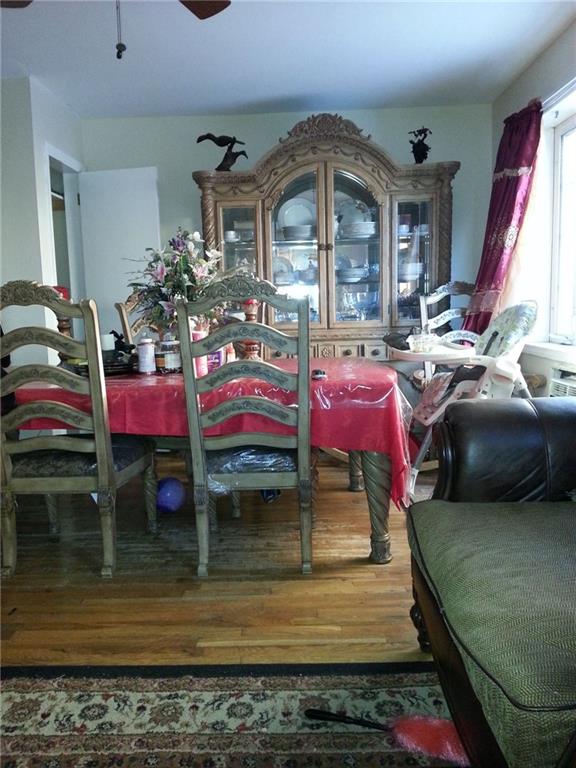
[{"x1": 464, "y1": 100, "x2": 542, "y2": 333}]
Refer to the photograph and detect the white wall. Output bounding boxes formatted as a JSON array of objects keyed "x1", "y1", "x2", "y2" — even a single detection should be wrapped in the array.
[
  {"x1": 493, "y1": 20, "x2": 576, "y2": 153},
  {"x1": 1, "y1": 77, "x2": 84, "y2": 359},
  {"x1": 1, "y1": 79, "x2": 41, "y2": 285},
  {"x1": 29, "y1": 77, "x2": 84, "y2": 288},
  {"x1": 81, "y1": 105, "x2": 492, "y2": 285},
  {"x1": 1, "y1": 77, "x2": 84, "y2": 290}
]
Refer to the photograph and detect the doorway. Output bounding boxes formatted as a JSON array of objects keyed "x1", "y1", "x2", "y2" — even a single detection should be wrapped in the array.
[{"x1": 48, "y1": 155, "x2": 86, "y2": 336}]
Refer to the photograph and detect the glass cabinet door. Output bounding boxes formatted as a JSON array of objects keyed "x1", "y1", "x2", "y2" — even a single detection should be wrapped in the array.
[
  {"x1": 394, "y1": 200, "x2": 431, "y2": 324},
  {"x1": 219, "y1": 204, "x2": 258, "y2": 273},
  {"x1": 332, "y1": 169, "x2": 381, "y2": 326},
  {"x1": 270, "y1": 171, "x2": 321, "y2": 326}
]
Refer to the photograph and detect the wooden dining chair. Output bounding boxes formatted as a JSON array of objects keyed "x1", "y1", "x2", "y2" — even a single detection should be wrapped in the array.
[
  {"x1": 176, "y1": 273, "x2": 312, "y2": 578},
  {"x1": 114, "y1": 292, "x2": 149, "y2": 345},
  {"x1": 419, "y1": 281, "x2": 476, "y2": 335},
  {"x1": 1, "y1": 280, "x2": 157, "y2": 578}
]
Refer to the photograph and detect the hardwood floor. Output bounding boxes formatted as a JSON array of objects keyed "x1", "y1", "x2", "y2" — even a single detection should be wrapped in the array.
[{"x1": 1, "y1": 453, "x2": 434, "y2": 667}]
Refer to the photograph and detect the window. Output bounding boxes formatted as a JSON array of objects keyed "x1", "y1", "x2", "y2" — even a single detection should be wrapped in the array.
[{"x1": 550, "y1": 112, "x2": 576, "y2": 343}]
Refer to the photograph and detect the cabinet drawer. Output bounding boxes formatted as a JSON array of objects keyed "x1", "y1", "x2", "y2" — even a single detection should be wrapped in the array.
[
  {"x1": 268, "y1": 345, "x2": 317, "y2": 360},
  {"x1": 364, "y1": 343, "x2": 387, "y2": 360},
  {"x1": 335, "y1": 343, "x2": 362, "y2": 358}
]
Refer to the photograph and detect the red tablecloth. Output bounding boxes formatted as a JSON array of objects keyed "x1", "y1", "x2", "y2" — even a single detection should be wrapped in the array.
[{"x1": 16, "y1": 358, "x2": 411, "y2": 504}]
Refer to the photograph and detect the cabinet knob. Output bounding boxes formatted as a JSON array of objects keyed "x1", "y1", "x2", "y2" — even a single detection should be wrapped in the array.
[{"x1": 343, "y1": 349, "x2": 353, "y2": 356}]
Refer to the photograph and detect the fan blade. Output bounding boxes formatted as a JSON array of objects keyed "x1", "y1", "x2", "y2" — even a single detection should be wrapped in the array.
[
  {"x1": 1, "y1": 1, "x2": 34, "y2": 7},
  {"x1": 179, "y1": 1, "x2": 230, "y2": 20}
]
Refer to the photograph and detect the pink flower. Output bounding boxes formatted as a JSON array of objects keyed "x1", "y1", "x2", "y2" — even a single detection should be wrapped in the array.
[
  {"x1": 151, "y1": 261, "x2": 166, "y2": 283},
  {"x1": 194, "y1": 264, "x2": 209, "y2": 280},
  {"x1": 159, "y1": 300, "x2": 176, "y2": 319}
]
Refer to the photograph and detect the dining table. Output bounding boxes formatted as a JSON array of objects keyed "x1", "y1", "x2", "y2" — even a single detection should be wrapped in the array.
[{"x1": 16, "y1": 357, "x2": 412, "y2": 565}]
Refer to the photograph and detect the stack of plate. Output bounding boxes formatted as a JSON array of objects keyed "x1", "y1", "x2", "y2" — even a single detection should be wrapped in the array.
[
  {"x1": 67, "y1": 355, "x2": 137, "y2": 377},
  {"x1": 298, "y1": 268, "x2": 317, "y2": 283},
  {"x1": 282, "y1": 225, "x2": 315, "y2": 240},
  {"x1": 398, "y1": 263, "x2": 424, "y2": 281},
  {"x1": 336, "y1": 266, "x2": 369, "y2": 283},
  {"x1": 233, "y1": 221, "x2": 255, "y2": 241},
  {"x1": 339, "y1": 221, "x2": 376, "y2": 238}
]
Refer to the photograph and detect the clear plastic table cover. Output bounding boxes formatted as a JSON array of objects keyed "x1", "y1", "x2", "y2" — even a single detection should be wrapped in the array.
[{"x1": 15, "y1": 358, "x2": 412, "y2": 504}]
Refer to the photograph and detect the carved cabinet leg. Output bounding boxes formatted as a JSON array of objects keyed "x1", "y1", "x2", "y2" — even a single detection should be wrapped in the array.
[
  {"x1": 143, "y1": 464, "x2": 158, "y2": 534},
  {"x1": 209, "y1": 493, "x2": 218, "y2": 533},
  {"x1": 360, "y1": 451, "x2": 392, "y2": 564},
  {"x1": 348, "y1": 450, "x2": 365, "y2": 492},
  {"x1": 311, "y1": 448, "x2": 319, "y2": 526}
]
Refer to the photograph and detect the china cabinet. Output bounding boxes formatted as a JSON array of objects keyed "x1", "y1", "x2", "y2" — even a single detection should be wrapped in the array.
[{"x1": 193, "y1": 114, "x2": 459, "y2": 360}]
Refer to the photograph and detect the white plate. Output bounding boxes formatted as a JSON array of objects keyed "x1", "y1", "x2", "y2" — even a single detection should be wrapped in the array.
[
  {"x1": 273, "y1": 255, "x2": 293, "y2": 274},
  {"x1": 335, "y1": 256, "x2": 352, "y2": 269},
  {"x1": 277, "y1": 197, "x2": 315, "y2": 228},
  {"x1": 336, "y1": 199, "x2": 371, "y2": 225}
]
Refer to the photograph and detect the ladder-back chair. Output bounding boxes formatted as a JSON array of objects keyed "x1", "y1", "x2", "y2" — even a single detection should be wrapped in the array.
[
  {"x1": 114, "y1": 292, "x2": 150, "y2": 345},
  {"x1": 1, "y1": 280, "x2": 157, "y2": 577},
  {"x1": 176, "y1": 274, "x2": 312, "y2": 578}
]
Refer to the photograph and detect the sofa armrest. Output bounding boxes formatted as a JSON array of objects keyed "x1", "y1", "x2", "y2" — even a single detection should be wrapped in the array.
[{"x1": 432, "y1": 397, "x2": 576, "y2": 502}]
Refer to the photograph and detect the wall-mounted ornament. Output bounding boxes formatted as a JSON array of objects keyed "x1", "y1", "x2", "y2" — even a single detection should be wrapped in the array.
[
  {"x1": 409, "y1": 127, "x2": 432, "y2": 164},
  {"x1": 196, "y1": 133, "x2": 248, "y2": 171}
]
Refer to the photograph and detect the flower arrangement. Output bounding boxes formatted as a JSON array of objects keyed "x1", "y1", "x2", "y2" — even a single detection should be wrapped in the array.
[{"x1": 128, "y1": 227, "x2": 221, "y2": 335}]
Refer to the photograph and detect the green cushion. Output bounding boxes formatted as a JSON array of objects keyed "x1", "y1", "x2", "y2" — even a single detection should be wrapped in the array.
[{"x1": 408, "y1": 500, "x2": 576, "y2": 768}]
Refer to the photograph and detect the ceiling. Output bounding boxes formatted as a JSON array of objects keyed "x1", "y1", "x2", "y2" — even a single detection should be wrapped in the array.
[{"x1": 2, "y1": 0, "x2": 575, "y2": 119}]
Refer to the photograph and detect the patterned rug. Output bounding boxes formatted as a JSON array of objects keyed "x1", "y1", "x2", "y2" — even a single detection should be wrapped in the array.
[{"x1": 1, "y1": 662, "x2": 457, "y2": 767}]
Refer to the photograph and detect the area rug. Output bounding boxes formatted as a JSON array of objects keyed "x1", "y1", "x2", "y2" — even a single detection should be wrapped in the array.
[{"x1": 1, "y1": 662, "x2": 459, "y2": 767}]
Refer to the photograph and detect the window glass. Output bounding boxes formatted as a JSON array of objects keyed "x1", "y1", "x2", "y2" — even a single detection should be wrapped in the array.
[{"x1": 551, "y1": 114, "x2": 576, "y2": 342}]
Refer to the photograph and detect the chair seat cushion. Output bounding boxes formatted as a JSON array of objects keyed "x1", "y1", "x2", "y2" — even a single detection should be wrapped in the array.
[
  {"x1": 11, "y1": 434, "x2": 153, "y2": 478},
  {"x1": 407, "y1": 500, "x2": 576, "y2": 768},
  {"x1": 206, "y1": 445, "x2": 297, "y2": 475}
]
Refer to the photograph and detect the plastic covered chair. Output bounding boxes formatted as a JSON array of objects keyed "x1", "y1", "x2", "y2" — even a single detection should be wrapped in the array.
[
  {"x1": 1, "y1": 280, "x2": 157, "y2": 577},
  {"x1": 176, "y1": 274, "x2": 312, "y2": 578},
  {"x1": 408, "y1": 301, "x2": 538, "y2": 496}
]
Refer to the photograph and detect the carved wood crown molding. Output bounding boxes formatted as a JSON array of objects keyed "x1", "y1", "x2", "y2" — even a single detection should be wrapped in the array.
[
  {"x1": 193, "y1": 113, "x2": 460, "y2": 199},
  {"x1": 279, "y1": 113, "x2": 370, "y2": 143}
]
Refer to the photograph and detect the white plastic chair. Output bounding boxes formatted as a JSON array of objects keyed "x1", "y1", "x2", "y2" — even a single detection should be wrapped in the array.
[{"x1": 408, "y1": 301, "x2": 538, "y2": 496}]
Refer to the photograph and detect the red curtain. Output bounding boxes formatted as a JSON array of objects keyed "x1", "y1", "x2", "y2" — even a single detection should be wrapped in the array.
[{"x1": 463, "y1": 100, "x2": 542, "y2": 333}]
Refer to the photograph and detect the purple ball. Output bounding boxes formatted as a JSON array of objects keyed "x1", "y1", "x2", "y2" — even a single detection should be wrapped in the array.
[{"x1": 157, "y1": 477, "x2": 186, "y2": 513}]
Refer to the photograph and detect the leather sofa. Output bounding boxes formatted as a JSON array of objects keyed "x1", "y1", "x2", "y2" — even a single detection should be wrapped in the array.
[{"x1": 406, "y1": 397, "x2": 576, "y2": 768}]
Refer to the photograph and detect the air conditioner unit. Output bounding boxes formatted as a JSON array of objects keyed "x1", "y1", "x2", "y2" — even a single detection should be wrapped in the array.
[{"x1": 550, "y1": 377, "x2": 576, "y2": 397}]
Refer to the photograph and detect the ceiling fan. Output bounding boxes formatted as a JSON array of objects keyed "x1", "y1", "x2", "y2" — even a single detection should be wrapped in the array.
[{"x1": 0, "y1": 1, "x2": 231, "y2": 20}]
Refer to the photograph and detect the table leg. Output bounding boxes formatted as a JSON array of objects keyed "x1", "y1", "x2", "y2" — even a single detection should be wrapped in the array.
[
  {"x1": 360, "y1": 450, "x2": 393, "y2": 564},
  {"x1": 348, "y1": 450, "x2": 365, "y2": 492}
]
